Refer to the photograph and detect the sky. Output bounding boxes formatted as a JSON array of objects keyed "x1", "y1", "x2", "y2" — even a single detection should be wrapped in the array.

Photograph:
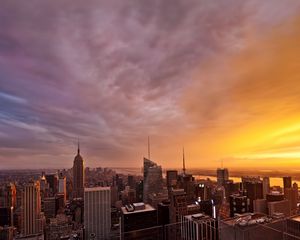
[{"x1": 1, "y1": 0, "x2": 300, "y2": 170}]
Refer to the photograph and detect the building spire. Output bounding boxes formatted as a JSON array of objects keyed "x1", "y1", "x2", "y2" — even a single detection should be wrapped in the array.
[
  {"x1": 77, "y1": 139, "x2": 80, "y2": 155},
  {"x1": 183, "y1": 147, "x2": 186, "y2": 175},
  {"x1": 148, "y1": 136, "x2": 151, "y2": 160}
]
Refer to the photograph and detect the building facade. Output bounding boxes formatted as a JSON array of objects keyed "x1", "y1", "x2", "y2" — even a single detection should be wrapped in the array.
[
  {"x1": 21, "y1": 181, "x2": 44, "y2": 237},
  {"x1": 84, "y1": 187, "x2": 111, "y2": 240},
  {"x1": 143, "y1": 158, "x2": 163, "y2": 203}
]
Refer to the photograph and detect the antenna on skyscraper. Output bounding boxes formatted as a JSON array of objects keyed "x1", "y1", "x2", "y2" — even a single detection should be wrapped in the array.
[
  {"x1": 183, "y1": 147, "x2": 186, "y2": 175},
  {"x1": 148, "y1": 136, "x2": 151, "y2": 160},
  {"x1": 221, "y1": 158, "x2": 224, "y2": 168},
  {"x1": 77, "y1": 138, "x2": 80, "y2": 155}
]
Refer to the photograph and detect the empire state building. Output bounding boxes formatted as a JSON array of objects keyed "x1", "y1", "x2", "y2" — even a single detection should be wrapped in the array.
[{"x1": 73, "y1": 143, "x2": 84, "y2": 198}]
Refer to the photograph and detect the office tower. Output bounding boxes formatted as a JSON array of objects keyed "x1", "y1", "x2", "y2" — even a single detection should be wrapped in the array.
[
  {"x1": 21, "y1": 181, "x2": 43, "y2": 237},
  {"x1": 242, "y1": 178, "x2": 263, "y2": 212},
  {"x1": 177, "y1": 174, "x2": 195, "y2": 204},
  {"x1": 135, "y1": 180, "x2": 143, "y2": 202},
  {"x1": 195, "y1": 182, "x2": 206, "y2": 201},
  {"x1": 69, "y1": 198, "x2": 84, "y2": 224},
  {"x1": 284, "y1": 186, "x2": 298, "y2": 215},
  {"x1": 283, "y1": 176, "x2": 292, "y2": 189},
  {"x1": 40, "y1": 172, "x2": 48, "y2": 198},
  {"x1": 176, "y1": 149, "x2": 196, "y2": 203},
  {"x1": 73, "y1": 143, "x2": 84, "y2": 199},
  {"x1": 166, "y1": 170, "x2": 178, "y2": 193},
  {"x1": 217, "y1": 168, "x2": 229, "y2": 186},
  {"x1": 43, "y1": 197, "x2": 58, "y2": 219},
  {"x1": 6, "y1": 183, "x2": 16, "y2": 209},
  {"x1": 143, "y1": 158, "x2": 163, "y2": 203},
  {"x1": 195, "y1": 181, "x2": 214, "y2": 201},
  {"x1": 111, "y1": 185, "x2": 118, "y2": 207},
  {"x1": 223, "y1": 180, "x2": 240, "y2": 201},
  {"x1": 127, "y1": 175, "x2": 135, "y2": 189},
  {"x1": 170, "y1": 189, "x2": 188, "y2": 223},
  {"x1": 265, "y1": 192, "x2": 290, "y2": 217},
  {"x1": 181, "y1": 213, "x2": 218, "y2": 240},
  {"x1": 0, "y1": 207, "x2": 12, "y2": 226},
  {"x1": 263, "y1": 177, "x2": 270, "y2": 199},
  {"x1": 253, "y1": 199, "x2": 267, "y2": 214},
  {"x1": 229, "y1": 194, "x2": 250, "y2": 217},
  {"x1": 0, "y1": 183, "x2": 16, "y2": 209},
  {"x1": 148, "y1": 191, "x2": 169, "y2": 209},
  {"x1": 121, "y1": 203, "x2": 157, "y2": 240},
  {"x1": 56, "y1": 193, "x2": 65, "y2": 210},
  {"x1": 116, "y1": 174, "x2": 124, "y2": 192},
  {"x1": 45, "y1": 173, "x2": 58, "y2": 196},
  {"x1": 84, "y1": 187, "x2": 111, "y2": 240},
  {"x1": 121, "y1": 187, "x2": 136, "y2": 205},
  {"x1": 58, "y1": 172, "x2": 67, "y2": 204}
]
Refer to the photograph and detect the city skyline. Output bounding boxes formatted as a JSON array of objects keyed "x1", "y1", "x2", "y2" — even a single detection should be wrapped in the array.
[{"x1": 1, "y1": 1, "x2": 300, "y2": 170}]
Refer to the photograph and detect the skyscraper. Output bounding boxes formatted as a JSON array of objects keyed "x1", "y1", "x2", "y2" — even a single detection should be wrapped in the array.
[
  {"x1": 73, "y1": 143, "x2": 84, "y2": 199},
  {"x1": 170, "y1": 189, "x2": 188, "y2": 223},
  {"x1": 58, "y1": 172, "x2": 67, "y2": 204},
  {"x1": 21, "y1": 181, "x2": 43, "y2": 237},
  {"x1": 0, "y1": 183, "x2": 16, "y2": 209},
  {"x1": 127, "y1": 175, "x2": 135, "y2": 189},
  {"x1": 84, "y1": 187, "x2": 111, "y2": 240},
  {"x1": 167, "y1": 170, "x2": 178, "y2": 197},
  {"x1": 229, "y1": 194, "x2": 250, "y2": 217},
  {"x1": 242, "y1": 178, "x2": 263, "y2": 212},
  {"x1": 45, "y1": 173, "x2": 58, "y2": 196},
  {"x1": 143, "y1": 158, "x2": 163, "y2": 203},
  {"x1": 217, "y1": 168, "x2": 229, "y2": 186},
  {"x1": 263, "y1": 177, "x2": 270, "y2": 199},
  {"x1": 283, "y1": 176, "x2": 292, "y2": 189}
]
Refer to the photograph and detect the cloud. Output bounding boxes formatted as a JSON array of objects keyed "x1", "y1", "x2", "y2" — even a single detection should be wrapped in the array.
[
  {"x1": 0, "y1": 0, "x2": 300, "y2": 169},
  {"x1": 181, "y1": 16, "x2": 300, "y2": 169}
]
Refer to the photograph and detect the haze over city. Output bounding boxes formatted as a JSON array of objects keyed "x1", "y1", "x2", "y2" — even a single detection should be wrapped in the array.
[{"x1": 1, "y1": 0, "x2": 300, "y2": 170}]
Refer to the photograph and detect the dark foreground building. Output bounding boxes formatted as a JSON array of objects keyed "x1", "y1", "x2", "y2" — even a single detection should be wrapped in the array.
[{"x1": 121, "y1": 202, "x2": 158, "y2": 240}]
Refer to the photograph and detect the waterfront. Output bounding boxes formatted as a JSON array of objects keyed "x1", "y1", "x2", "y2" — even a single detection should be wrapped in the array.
[
  {"x1": 194, "y1": 175, "x2": 300, "y2": 188},
  {"x1": 112, "y1": 168, "x2": 300, "y2": 188}
]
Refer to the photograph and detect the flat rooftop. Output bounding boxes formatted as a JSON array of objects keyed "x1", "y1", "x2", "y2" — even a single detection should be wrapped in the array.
[
  {"x1": 222, "y1": 213, "x2": 270, "y2": 227},
  {"x1": 84, "y1": 186, "x2": 110, "y2": 192},
  {"x1": 185, "y1": 213, "x2": 214, "y2": 222},
  {"x1": 121, "y1": 203, "x2": 155, "y2": 215}
]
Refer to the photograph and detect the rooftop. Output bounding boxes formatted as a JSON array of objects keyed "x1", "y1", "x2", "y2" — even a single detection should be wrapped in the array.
[
  {"x1": 222, "y1": 213, "x2": 272, "y2": 227},
  {"x1": 121, "y1": 203, "x2": 155, "y2": 215},
  {"x1": 185, "y1": 213, "x2": 214, "y2": 222},
  {"x1": 84, "y1": 186, "x2": 110, "y2": 192}
]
